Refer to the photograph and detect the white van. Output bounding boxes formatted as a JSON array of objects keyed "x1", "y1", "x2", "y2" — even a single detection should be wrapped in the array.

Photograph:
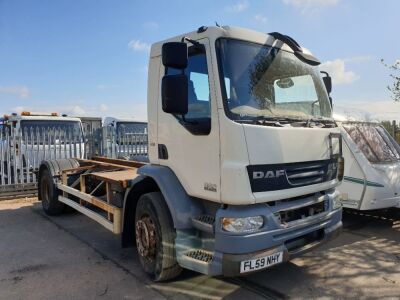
[{"x1": 338, "y1": 120, "x2": 400, "y2": 210}]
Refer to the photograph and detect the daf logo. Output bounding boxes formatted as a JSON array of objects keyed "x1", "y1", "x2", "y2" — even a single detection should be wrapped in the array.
[{"x1": 253, "y1": 170, "x2": 286, "y2": 179}]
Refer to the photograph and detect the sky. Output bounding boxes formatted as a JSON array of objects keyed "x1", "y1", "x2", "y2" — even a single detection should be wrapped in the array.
[{"x1": 0, "y1": 0, "x2": 399, "y2": 121}]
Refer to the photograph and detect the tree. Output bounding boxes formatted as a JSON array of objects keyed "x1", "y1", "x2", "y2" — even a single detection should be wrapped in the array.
[{"x1": 381, "y1": 59, "x2": 400, "y2": 102}]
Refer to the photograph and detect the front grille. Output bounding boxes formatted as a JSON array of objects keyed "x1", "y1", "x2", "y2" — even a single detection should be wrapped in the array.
[
  {"x1": 247, "y1": 159, "x2": 338, "y2": 192},
  {"x1": 274, "y1": 200, "x2": 327, "y2": 226},
  {"x1": 286, "y1": 162, "x2": 326, "y2": 186}
]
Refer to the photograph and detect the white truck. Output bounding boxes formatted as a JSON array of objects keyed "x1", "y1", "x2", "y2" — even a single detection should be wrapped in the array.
[
  {"x1": 337, "y1": 120, "x2": 400, "y2": 210},
  {"x1": 0, "y1": 112, "x2": 84, "y2": 183},
  {"x1": 103, "y1": 117, "x2": 148, "y2": 160},
  {"x1": 38, "y1": 26, "x2": 343, "y2": 281}
]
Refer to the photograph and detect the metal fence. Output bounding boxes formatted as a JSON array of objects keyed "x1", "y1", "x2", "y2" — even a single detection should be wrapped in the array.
[
  {"x1": 102, "y1": 126, "x2": 148, "y2": 161},
  {"x1": 0, "y1": 126, "x2": 148, "y2": 199}
]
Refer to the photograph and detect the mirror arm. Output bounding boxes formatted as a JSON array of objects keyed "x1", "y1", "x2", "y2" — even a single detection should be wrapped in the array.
[{"x1": 181, "y1": 36, "x2": 204, "y2": 50}]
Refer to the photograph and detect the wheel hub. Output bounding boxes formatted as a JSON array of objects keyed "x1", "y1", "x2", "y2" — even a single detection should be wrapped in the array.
[{"x1": 135, "y1": 216, "x2": 156, "y2": 260}]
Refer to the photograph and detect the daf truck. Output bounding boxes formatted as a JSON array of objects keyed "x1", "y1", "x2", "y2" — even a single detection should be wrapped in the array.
[{"x1": 38, "y1": 26, "x2": 343, "y2": 281}]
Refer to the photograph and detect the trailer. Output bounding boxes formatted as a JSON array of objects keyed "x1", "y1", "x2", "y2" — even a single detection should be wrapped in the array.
[
  {"x1": 38, "y1": 26, "x2": 343, "y2": 281},
  {"x1": 338, "y1": 121, "x2": 400, "y2": 210}
]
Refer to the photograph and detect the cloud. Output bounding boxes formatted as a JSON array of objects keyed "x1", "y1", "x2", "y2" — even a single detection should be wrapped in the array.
[
  {"x1": 254, "y1": 14, "x2": 267, "y2": 23},
  {"x1": 9, "y1": 103, "x2": 148, "y2": 121},
  {"x1": 142, "y1": 21, "x2": 159, "y2": 30},
  {"x1": 226, "y1": 0, "x2": 249, "y2": 13},
  {"x1": 283, "y1": 0, "x2": 340, "y2": 14},
  {"x1": 67, "y1": 105, "x2": 86, "y2": 116},
  {"x1": 320, "y1": 59, "x2": 359, "y2": 85},
  {"x1": 334, "y1": 100, "x2": 400, "y2": 122},
  {"x1": 100, "y1": 104, "x2": 108, "y2": 112},
  {"x1": 0, "y1": 85, "x2": 30, "y2": 98},
  {"x1": 128, "y1": 39, "x2": 151, "y2": 52}
]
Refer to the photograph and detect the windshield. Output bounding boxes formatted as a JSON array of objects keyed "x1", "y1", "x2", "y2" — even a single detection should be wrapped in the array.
[
  {"x1": 342, "y1": 123, "x2": 400, "y2": 163},
  {"x1": 216, "y1": 39, "x2": 332, "y2": 121},
  {"x1": 20, "y1": 120, "x2": 83, "y2": 143},
  {"x1": 116, "y1": 122, "x2": 147, "y2": 134}
]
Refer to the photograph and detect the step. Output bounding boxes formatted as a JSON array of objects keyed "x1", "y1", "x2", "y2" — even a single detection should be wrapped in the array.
[
  {"x1": 191, "y1": 215, "x2": 215, "y2": 233},
  {"x1": 185, "y1": 249, "x2": 214, "y2": 264}
]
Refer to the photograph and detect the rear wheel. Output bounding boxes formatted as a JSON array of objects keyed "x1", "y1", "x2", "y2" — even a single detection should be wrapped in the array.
[
  {"x1": 40, "y1": 168, "x2": 65, "y2": 215},
  {"x1": 135, "y1": 192, "x2": 182, "y2": 281}
]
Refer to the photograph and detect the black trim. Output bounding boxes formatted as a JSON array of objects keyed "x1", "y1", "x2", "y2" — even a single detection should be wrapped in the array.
[
  {"x1": 247, "y1": 159, "x2": 338, "y2": 193},
  {"x1": 158, "y1": 144, "x2": 168, "y2": 160}
]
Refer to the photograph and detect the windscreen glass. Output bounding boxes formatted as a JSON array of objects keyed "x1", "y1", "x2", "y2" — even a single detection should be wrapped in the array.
[
  {"x1": 216, "y1": 39, "x2": 332, "y2": 121},
  {"x1": 342, "y1": 123, "x2": 400, "y2": 163},
  {"x1": 116, "y1": 122, "x2": 147, "y2": 134},
  {"x1": 20, "y1": 120, "x2": 83, "y2": 143}
]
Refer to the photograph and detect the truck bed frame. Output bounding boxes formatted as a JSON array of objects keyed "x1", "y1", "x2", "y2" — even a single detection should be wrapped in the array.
[{"x1": 54, "y1": 156, "x2": 146, "y2": 234}]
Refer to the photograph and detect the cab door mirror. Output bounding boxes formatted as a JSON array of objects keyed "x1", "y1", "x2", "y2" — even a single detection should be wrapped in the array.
[
  {"x1": 321, "y1": 71, "x2": 332, "y2": 95},
  {"x1": 161, "y1": 42, "x2": 189, "y2": 115},
  {"x1": 162, "y1": 75, "x2": 188, "y2": 115},
  {"x1": 162, "y1": 42, "x2": 188, "y2": 69}
]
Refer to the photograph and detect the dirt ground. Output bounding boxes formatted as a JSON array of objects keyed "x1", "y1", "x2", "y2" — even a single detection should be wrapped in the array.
[{"x1": 0, "y1": 198, "x2": 399, "y2": 299}]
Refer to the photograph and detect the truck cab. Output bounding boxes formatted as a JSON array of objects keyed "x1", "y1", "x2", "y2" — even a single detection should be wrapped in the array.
[
  {"x1": 103, "y1": 117, "x2": 148, "y2": 160},
  {"x1": 1, "y1": 112, "x2": 84, "y2": 174},
  {"x1": 144, "y1": 26, "x2": 343, "y2": 276}
]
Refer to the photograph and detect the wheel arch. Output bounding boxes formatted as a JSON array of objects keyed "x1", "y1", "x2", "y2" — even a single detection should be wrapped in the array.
[
  {"x1": 38, "y1": 158, "x2": 80, "y2": 200},
  {"x1": 121, "y1": 165, "x2": 202, "y2": 247}
]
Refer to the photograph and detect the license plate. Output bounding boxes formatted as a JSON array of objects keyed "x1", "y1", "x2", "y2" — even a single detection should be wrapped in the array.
[{"x1": 240, "y1": 251, "x2": 283, "y2": 273}]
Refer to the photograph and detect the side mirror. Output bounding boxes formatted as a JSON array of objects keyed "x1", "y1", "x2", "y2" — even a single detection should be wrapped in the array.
[
  {"x1": 162, "y1": 74, "x2": 188, "y2": 115},
  {"x1": 321, "y1": 71, "x2": 332, "y2": 95},
  {"x1": 162, "y1": 42, "x2": 188, "y2": 69}
]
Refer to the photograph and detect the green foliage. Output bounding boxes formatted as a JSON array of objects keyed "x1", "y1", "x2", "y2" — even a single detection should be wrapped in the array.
[{"x1": 381, "y1": 59, "x2": 400, "y2": 102}]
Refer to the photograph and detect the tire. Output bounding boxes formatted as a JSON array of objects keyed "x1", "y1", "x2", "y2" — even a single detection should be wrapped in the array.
[
  {"x1": 135, "y1": 192, "x2": 182, "y2": 281},
  {"x1": 40, "y1": 168, "x2": 65, "y2": 215}
]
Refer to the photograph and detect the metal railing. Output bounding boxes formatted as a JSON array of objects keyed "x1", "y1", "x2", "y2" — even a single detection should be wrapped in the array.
[
  {"x1": 102, "y1": 126, "x2": 148, "y2": 161},
  {"x1": 0, "y1": 126, "x2": 148, "y2": 199}
]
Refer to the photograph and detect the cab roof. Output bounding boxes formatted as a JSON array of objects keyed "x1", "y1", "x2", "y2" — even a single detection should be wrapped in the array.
[{"x1": 151, "y1": 25, "x2": 314, "y2": 57}]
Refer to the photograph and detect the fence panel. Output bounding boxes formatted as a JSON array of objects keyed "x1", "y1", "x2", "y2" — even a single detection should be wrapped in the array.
[
  {"x1": 0, "y1": 126, "x2": 85, "y2": 199},
  {"x1": 1, "y1": 125, "x2": 148, "y2": 199}
]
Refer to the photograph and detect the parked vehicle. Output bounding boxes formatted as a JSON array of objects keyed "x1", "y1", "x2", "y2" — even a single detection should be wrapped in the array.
[
  {"x1": 38, "y1": 26, "x2": 343, "y2": 281},
  {"x1": 103, "y1": 117, "x2": 148, "y2": 160},
  {"x1": 337, "y1": 120, "x2": 400, "y2": 210},
  {"x1": 79, "y1": 116, "x2": 103, "y2": 136},
  {"x1": 78, "y1": 116, "x2": 103, "y2": 158},
  {"x1": 0, "y1": 112, "x2": 84, "y2": 183}
]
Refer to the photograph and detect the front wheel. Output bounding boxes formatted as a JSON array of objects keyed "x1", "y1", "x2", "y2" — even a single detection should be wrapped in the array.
[{"x1": 135, "y1": 192, "x2": 182, "y2": 281}]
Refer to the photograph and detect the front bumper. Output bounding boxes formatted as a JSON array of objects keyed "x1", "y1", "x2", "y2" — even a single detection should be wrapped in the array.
[
  {"x1": 177, "y1": 190, "x2": 343, "y2": 276},
  {"x1": 220, "y1": 218, "x2": 342, "y2": 276}
]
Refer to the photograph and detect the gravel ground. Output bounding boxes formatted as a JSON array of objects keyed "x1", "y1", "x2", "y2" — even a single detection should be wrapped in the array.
[{"x1": 0, "y1": 198, "x2": 399, "y2": 299}]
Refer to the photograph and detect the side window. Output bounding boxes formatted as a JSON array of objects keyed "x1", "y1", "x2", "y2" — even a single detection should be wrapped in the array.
[{"x1": 166, "y1": 48, "x2": 211, "y2": 121}]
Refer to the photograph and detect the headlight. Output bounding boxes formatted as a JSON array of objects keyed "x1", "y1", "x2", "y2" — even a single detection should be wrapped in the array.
[
  {"x1": 222, "y1": 216, "x2": 264, "y2": 233},
  {"x1": 332, "y1": 193, "x2": 342, "y2": 210}
]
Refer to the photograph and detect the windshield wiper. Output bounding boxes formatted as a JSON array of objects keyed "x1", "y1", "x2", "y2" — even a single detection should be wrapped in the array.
[{"x1": 290, "y1": 117, "x2": 337, "y2": 128}]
